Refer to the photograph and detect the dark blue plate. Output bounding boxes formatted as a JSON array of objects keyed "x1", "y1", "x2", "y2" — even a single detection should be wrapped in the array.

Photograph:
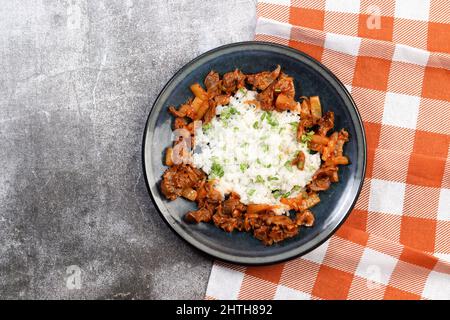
[{"x1": 142, "y1": 42, "x2": 366, "y2": 265}]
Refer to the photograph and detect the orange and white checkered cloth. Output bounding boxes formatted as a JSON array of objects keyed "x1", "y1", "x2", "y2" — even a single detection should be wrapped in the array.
[{"x1": 205, "y1": 0, "x2": 450, "y2": 300}]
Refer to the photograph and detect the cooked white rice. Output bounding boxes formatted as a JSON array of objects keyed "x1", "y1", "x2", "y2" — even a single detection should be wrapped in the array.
[{"x1": 192, "y1": 88, "x2": 321, "y2": 209}]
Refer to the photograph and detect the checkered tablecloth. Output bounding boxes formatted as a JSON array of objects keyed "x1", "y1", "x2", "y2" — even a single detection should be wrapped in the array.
[{"x1": 205, "y1": 0, "x2": 450, "y2": 300}]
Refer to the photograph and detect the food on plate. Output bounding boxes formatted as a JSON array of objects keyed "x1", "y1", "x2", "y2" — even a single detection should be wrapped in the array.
[{"x1": 160, "y1": 66, "x2": 350, "y2": 245}]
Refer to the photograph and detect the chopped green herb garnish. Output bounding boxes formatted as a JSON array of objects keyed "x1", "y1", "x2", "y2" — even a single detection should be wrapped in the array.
[
  {"x1": 256, "y1": 159, "x2": 271, "y2": 168},
  {"x1": 281, "y1": 191, "x2": 291, "y2": 198},
  {"x1": 301, "y1": 131, "x2": 315, "y2": 143},
  {"x1": 253, "y1": 121, "x2": 259, "y2": 129},
  {"x1": 247, "y1": 189, "x2": 256, "y2": 196},
  {"x1": 221, "y1": 113, "x2": 231, "y2": 120},
  {"x1": 256, "y1": 175, "x2": 264, "y2": 183},
  {"x1": 202, "y1": 123, "x2": 212, "y2": 131},
  {"x1": 272, "y1": 190, "x2": 281, "y2": 198},
  {"x1": 268, "y1": 176, "x2": 279, "y2": 181},
  {"x1": 284, "y1": 160, "x2": 293, "y2": 172},
  {"x1": 262, "y1": 144, "x2": 269, "y2": 152},
  {"x1": 211, "y1": 161, "x2": 224, "y2": 178},
  {"x1": 260, "y1": 112, "x2": 267, "y2": 121},
  {"x1": 240, "y1": 163, "x2": 249, "y2": 173},
  {"x1": 221, "y1": 106, "x2": 240, "y2": 120},
  {"x1": 289, "y1": 122, "x2": 299, "y2": 130},
  {"x1": 263, "y1": 111, "x2": 279, "y2": 127},
  {"x1": 292, "y1": 185, "x2": 301, "y2": 192},
  {"x1": 268, "y1": 118, "x2": 279, "y2": 127}
]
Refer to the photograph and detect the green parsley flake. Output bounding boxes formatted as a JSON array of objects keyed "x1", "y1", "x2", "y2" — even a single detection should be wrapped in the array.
[
  {"x1": 301, "y1": 131, "x2": 315, "y2": 143},
  {"x1": 202, "y1": 123, "x2": 212, "y2": 131},
  {"x1": 260, "y1": 112, "x2": 267, "y2": 121},
  {"x1": 221, "y1": 106, "x2": 240, "y2": 120},
  {"x1": 256, "y1": 175, "x2": 264, "y2": 183},
  {"x1": 284, "y1": 160, "x2": 293, "y2": 172},
  {"x1": 240, "y1": 163, "x2": 249, "y2": 173},
  {"x1": 211, "y1": 161, "x2": 224, "y2": 178},
  {"x1": 264, "y1": 111, "x2": 279, "y2": 127},
  {"x1": 281, "y1": 191, "x2": 291, "y2": 198}
]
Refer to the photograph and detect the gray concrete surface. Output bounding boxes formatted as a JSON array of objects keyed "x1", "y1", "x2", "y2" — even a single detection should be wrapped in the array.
[{"x1": 0, "y1": 0, "x2": 256, "y2": 299}]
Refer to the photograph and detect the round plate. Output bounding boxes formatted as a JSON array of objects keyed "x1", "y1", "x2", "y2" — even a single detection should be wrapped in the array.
[{"x1": 142, "y1": 41, "x2": 366, "y2": 265}]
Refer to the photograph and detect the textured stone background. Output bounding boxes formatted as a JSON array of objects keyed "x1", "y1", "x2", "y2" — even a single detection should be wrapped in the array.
[{"x1": 0, "y1": 0, "x2": 256, "y2": 299}]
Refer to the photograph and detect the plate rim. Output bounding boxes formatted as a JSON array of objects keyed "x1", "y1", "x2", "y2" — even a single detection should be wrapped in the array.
[{"x1": 142, "y1": 41, "x2": 367, "y2": 265}]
